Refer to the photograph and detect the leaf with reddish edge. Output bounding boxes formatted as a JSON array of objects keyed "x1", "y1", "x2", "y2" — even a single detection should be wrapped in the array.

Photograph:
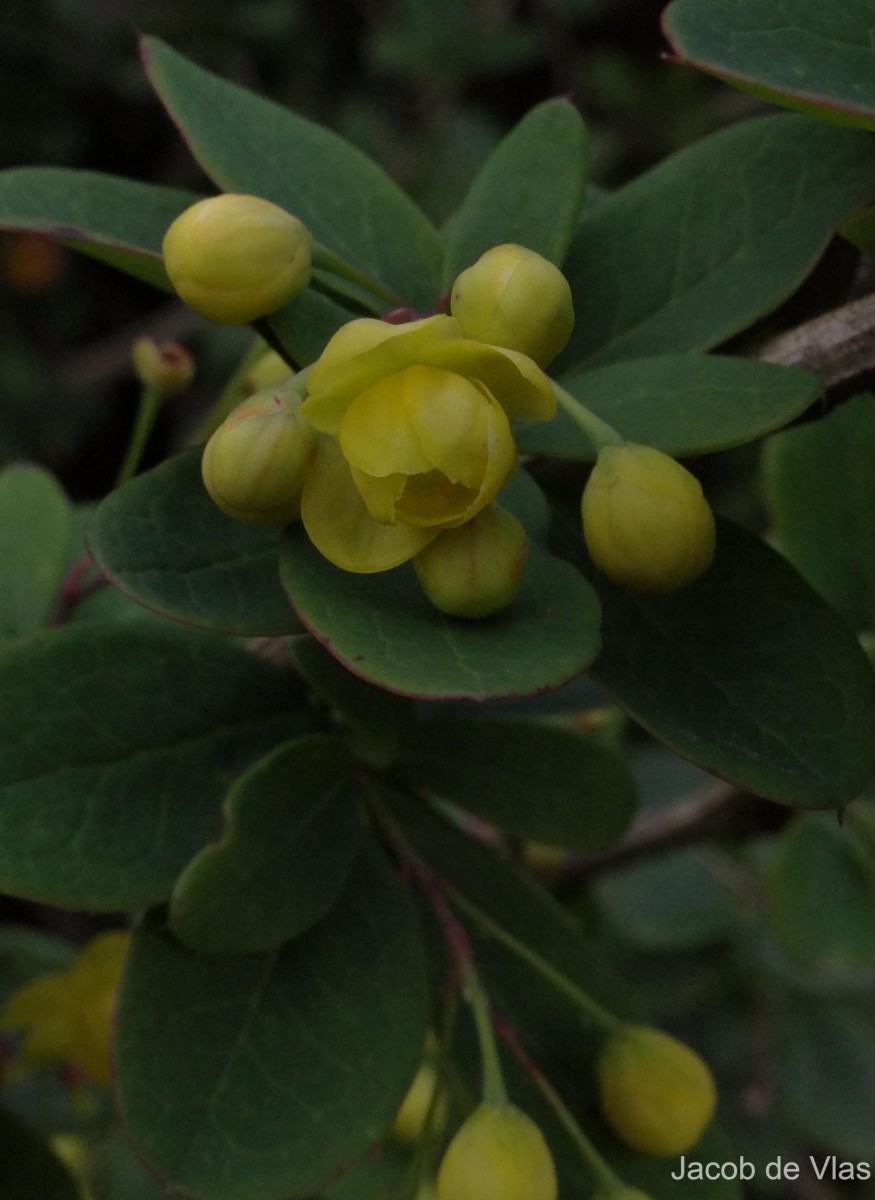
[{"x1": 662, "y1": 0, "x2": 875, "y2": 133}]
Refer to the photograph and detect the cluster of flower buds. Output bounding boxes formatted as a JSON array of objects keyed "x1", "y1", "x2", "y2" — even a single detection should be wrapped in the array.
[
  {"x1": 166, "y1": 193, "x2": 716, "y2": 610},
  {"x1": 0, "y1": 930, "x2": 130, "y2": 1088}
]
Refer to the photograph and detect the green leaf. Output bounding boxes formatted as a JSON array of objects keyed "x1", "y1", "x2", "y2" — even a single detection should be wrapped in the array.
[
  {"x1": 596, "y1": 848, "x2": 739, "y2": 951},
  {"x1": 764, "y1": 393, "x2": 875, "y2": 632},
  {"x1": 578, "y1": 518, "x2": 875, "y2": 806},
  {"x1": 397, "y1": 717, "x2": 637, "y2": 850},
  {"x1": 663, "y1": 0, "x2": 875, "y2": 133},
  {"x1": 558, "y1": 115, "x2": 875, "y2": 370},
  {"x1": 267, "y1": 287, "x2": 357, "y2": 369},
  {"x1": 441, "y1": 98, "x2": 588, "y2": 283},
  {"x1": 169, "y1": 735, "x2": 364, "y2": 955},
  {"x1": 0, "y1": 621, "x2": 304, "y2": 909},
  {"x1": 280, "y1": 528, "x2": 600, "y2": 701},
  {"x1": 779, "y1": 999, "x2": 875, "y2": 1158},
  {"x1": 0, "y1": 1106, "x2": 80, "y2": 1200},
  {"x1": 141, "y1": 36, "x2": 443, "y2": 310},
  {"x1": 116, "y1": 845, "x2": 429, "y2": 1200},
  {"x1": 767, "y1": 812, "x2": 875, "y2": 972},
  {"x1": 519, "y1": 355, "x2": 822, "y2": 460},
  {"x1": 390, "y1": 789, "x2": 634, "y2": 1022},
  {"x1": 0, "y1": 167, "x2": 200, "y2": 289},
  {"x1": 291, "y1": 637, "x2": 414, "y2": 766},
  {"x1": 0, "y1": 465, "x2": 71, "y2": 641},
  {"x1": 88, "y1": 452, "x2": 302, "y2": 636}
]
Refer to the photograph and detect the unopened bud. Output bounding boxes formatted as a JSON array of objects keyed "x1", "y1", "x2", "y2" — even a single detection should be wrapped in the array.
[
  {"x1": 581, "y1": 443, "x2": 715, "y2": 593},
  {"x1": 202, "y1": 388, "x2": 315, "y2": 524},
  {"x1": 451, "y1": 244, "x2": 574, "y2": 368},
  {"x1": 163, "y1": 194, "x2": 312, "y2": 324},
  {"x1": 132, "y1": 338, "x2": 195, "y2": 396},
  {"x1": 242, "y1": 349, "x2": 294, "y2": 396},
  {"x1": 597, "y1": 1025, "x2": 717, "y2": 1156},
  {"x1": 437, "y1": 1104, "x2": 557, "y2": 1200},
  {"x1": 413, "y1": 506, "x2": 529, "y2": 618}
]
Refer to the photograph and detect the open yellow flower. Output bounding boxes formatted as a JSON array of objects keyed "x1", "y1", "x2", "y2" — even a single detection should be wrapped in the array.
[
  {"x1": 0, "y1": 931, "x2": 130, "y2": 1089},
  {"x1": 299, "y1": 315, "x2": 554, "y2": 573}
]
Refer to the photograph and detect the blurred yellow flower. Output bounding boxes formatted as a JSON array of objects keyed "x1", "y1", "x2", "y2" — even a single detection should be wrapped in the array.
[{"x1": 1, "y1": 931, "x2": 130, "y2": 1089}]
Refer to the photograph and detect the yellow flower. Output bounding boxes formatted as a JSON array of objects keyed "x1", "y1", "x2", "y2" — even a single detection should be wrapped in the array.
[
  {"x1": 436, "y1": 1103, "x2": 557, "y2": 1200},
  {"x1": 163, "y1": 194, "x2": 312, "y2": 324},
  {"x1": 581, "y1": 443, "x2": 715, "y2": 592},
  {"x1": 1, "y1": 931, "x2": 130, "y2": 1089},
  {"x1": 597, "y1": 1025, "x2": 717, "y2": 1156},
  {"x1": 413, "y1": 504, "x2": 529, "y2": 618},
  {"x1": 202, "y1": 386, "x2": 315, "y2": 525},
  {"x1": 299, "y1": 315, "x2": 554, "y2": 573},
  {"x1": 451, "y1": 244, "x2": 574, "y2": 368}
]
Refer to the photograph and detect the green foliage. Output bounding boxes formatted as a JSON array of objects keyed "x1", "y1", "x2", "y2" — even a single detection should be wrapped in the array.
[
  {"x1": 764, "y1": 392, "x2": 875, "y2": 631},
  {"x1": 583, "y1": 519, "x2": 875, "y2": 806},
  {"x1": 559, "y1": 115, "x2": 875, "y2": 369},
  {"x1": 0, "y1": 15, "x2": 874, "y2": 1200},
  {"x1": 116, "y1": 848, "x2": 429, "y2": 1200},
  {"x1": 663, "y1": 0, "x2": 875, "y2": 132},
  {"x1": 520, "y1": 355, "x2": 822, "y2": 459}
]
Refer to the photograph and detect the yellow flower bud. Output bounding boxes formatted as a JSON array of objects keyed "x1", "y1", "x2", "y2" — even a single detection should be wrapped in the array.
[
  {"x1": 581, "y1": 444, "x2": 715, "y2": 593},
  {"x1": 597, "y1": 1025, "x2": 717, "y2": 1156},
  {"x1": 413, "y1": 505, "x2": 528, "y2": 618},
  {"x1": 392, "y1": 1059, "x2": 445, "y2": 1143},
  {"x1": 163, "y1": 194, "x2": 312, "y2": 324},
  {"x1": 437, "y1": 1104, "x2": 557, "y2": 1200},
  {"x1": 202, "y1": 388, "x2": 315, "y2": 524},
  {"x1": 242, "y1": 349, "x2": 294, "y2": 396},
  {"x1": 131, "y1": 338, "x2": 195, "y2": 396},
  {"x1": 450, "y1": 244, "x2": 574, "y2": 368}
]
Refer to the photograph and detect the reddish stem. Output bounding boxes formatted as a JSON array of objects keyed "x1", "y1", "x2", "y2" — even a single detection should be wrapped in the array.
[{"x1": 50, "y1": 553, "x2": 110, "y2": 626}]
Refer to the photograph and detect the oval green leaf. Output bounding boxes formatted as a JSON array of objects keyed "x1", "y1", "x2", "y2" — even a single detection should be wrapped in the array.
[
  {"x1": 116, "y1": 845, "x2": 429, "y2": 1200},
  {"x1": 0, "y1": 167, "x2": 199, "y2": 289},
  {"x1": 663, "y1": 0, "x2": 875, "y2": 133},
  {"x1": 582, "y1": 518, "x2": 875, "y2": 807},
  {"x1": 442, "y1": 98, "x2": 588, "y2": 284},
  {"x1": 558, "y1": 115, "x2": 875, "y2": 370},
  {"x1": 0, "y1": 621, "x2": 304, "y2": 909},
  {"x1": 767, "y1": 812, "x2": 875, "y2": 972},
  {"x1": 764, "y1": 392, "x2": 875, "y2": 632},
  {"x1": 518, "y1": 355, "x2": 822, "y2": 460},
  {"x1": 0, "y1": 465, "x2": 71, "y2": 642},
  {"x1": 397, "y1": 717, "x2": 637, "y2": 850},
  {"x1": 141, "y1": 36, "x2": 443, "y2": 310},
  {"x1": 280, "y1": 527, "x2": 600, "y2": 701},
  {"x1": 88, "y1": 452, "x2": 302, "y2": 636},
  {"x1": 170, "y1": 734, "x2": 364, "y2": 955}
]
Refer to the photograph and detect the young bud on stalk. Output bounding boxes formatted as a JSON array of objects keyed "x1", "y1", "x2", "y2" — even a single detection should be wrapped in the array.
[
  {"x1": 451, "y1": 244, "x2": 574, "y2": 367},
  {"x1": 202, "y1": 388, "x2": 315, "y2": 524},
  {"x1": 581, "y1": 443, "x2": 715, "y2": 593},
  {"x1": 436, "y1": 1103, "x2": 557, "y2": 1200},
  {"x1": 131, "y1": 338, "x2": 195, "y2": 396},
  {"x1": 413, "y1": 506, "x2": 529, "y2": 618},
  {"x1": 163, "y1": 194, "x2": 312, "y2": 324},
  {"x1": 597, "y1": 1025, "x2": 717, "y2": 1156}
]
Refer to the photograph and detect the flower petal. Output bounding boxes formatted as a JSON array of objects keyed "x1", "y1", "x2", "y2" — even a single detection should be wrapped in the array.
[
  {"x1": 339, "y1": 371, "x2": 434, "y2": 478},
  {"x1": 302, "y1": 315, "x2": 462, "y2": 433},
  {"x1": 418, "y1": 339, "x2": 556, "y2": 422},
  {"x1": 301, "y1": 439, "x2": 435, "y2": 572}
]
